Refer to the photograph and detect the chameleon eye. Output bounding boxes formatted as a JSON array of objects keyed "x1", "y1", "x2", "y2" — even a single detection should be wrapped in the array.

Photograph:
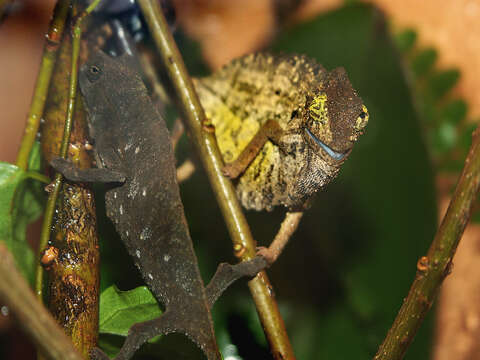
[
  {"x1": 86, "y1": 65, "x2": 103, "y2": 82},
  {"x1": 355, "y1": 105, "x2": 369, "y2": 131}
]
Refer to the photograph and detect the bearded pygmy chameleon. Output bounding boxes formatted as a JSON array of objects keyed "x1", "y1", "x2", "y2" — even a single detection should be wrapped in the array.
[{"x1": 194, "y1": 53, "x2": 369, "y2": 262}]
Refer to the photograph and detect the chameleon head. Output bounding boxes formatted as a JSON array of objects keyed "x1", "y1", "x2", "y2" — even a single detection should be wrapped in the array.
[
  {"x1": 282, "y1": 67, "x2": 368, "y2": 209},
  {"x1": 79, "y1": 51, "x2": 140, "y2": 138},
  {"x1": 303, "y1": 67, "x2": 368, "y2": 166}
]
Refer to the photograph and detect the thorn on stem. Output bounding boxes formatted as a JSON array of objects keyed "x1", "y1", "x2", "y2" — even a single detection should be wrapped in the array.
[{"x1": 416, "y1": 256, "x2": 429, "y2": 272}]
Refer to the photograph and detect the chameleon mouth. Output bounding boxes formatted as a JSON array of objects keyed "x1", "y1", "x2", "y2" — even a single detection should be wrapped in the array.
[{"x1": 305, "y1": 127, "x2": 346, "y2": 161}]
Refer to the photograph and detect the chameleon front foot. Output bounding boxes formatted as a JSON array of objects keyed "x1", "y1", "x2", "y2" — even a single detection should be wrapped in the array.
[
  {"x1": 205, "y1": 256, "x2": 267, "y2": 307},
  {"x1": 51, "y1": 158, "x2": 126, "y2": 183},
  {"x1": 221, "y1": 119, "x2": 286, "y2": 179},
  {"x1": 221, "y1": 162, "x2": 244, "y2": 179},
  {"x1": 257, "y1": 212, "x2": 305, "y2": 266},
  {"x1": 256, "y1": 246, "x2": 278, "y2": 266}
]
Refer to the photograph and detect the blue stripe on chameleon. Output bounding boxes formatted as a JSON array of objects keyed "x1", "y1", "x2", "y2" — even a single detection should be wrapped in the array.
[{"x1": 305, "y1": 127, "x2": 345, "y2": 161}]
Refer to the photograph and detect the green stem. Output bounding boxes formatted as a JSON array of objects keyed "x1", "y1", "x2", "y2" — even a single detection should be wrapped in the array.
[
  {"x1": 138, "y1": 1, "x2": 295, "y2": 358},
  {"x1": 35, "y1": 173, "x2": 62, "y2": 298},
  {"x1": 25, "y1": 171, "x2": 51, "y2": 184},
  {"x1": 374, "y1": 126, "x2": 480, "y2": 359},
  {"x1": 35, "y1": 0, "x2": 102, "y2": 301},
  {"x1": 16, "y1": 0, "x2": 70, "y2": 171}
]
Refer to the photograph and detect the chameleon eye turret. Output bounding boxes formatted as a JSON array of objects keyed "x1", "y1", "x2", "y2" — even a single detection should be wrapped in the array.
[
  {"x1": 354, "y1": 104, "x2": 369, "y2": 140},
  {"x1": 81, "y1": 54, "x2": 105, "y2": 86}
]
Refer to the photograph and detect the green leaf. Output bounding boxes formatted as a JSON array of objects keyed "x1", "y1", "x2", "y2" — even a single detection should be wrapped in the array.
[
  {"x1": 411, "y1": 48, "x2": 437, "y2": 77},
  {"x1": 431, "y1": 122, "x2": 458, "y2": 154},
  {"x1": 27, "y1": 140, "x2": 43, "y2": 172},
  {"x1": 394, "y1": 29, "x2": 417, "y2": 53},
  {"x1": 441, "y1": 99, "x2": 468, "y2": 125},
  {"x1": 428, "y1": 69, "x2": 461, "y2": 100},
  {"x1": 0, "y1": 143, "x2": 45, "y2": 285},
  {"x1": 99, "y1": 285, "x2": 162, "y2": 336}
]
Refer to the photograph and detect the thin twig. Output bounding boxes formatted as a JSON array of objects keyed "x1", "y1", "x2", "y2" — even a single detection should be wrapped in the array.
[
  {"x1": 374, "y1": 126, "x2": 480, "y2": 360},
  {"x1": 0, "y1": 243, "x2": 83, "y2": 360},
  {"x1": 176, "y1": 159, "x2": 195, "y2": 183},
  {"x1": 170, "y1": 117, "x2": 185, "y2": 150},
  {"x1": 35, "y1": 0, "x2": 102, "y2": 300},
  {"x1": 137, "y1": 1, "x2": 295, "y2": 358},
  {"x1": 16, "y1": 0, "x2": 70, "y2": 171},
  {"x1": 259, "y1": 212, "x2": 304, "y2": 265},
  {"x1": 25, "y1": 171, "x2": 51, "y2": 184}
]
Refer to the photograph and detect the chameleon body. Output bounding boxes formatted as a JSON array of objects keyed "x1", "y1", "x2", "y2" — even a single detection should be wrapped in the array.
[
  {"x1": 195, "y1": 53, "x2": 369, "y2": 211},
  {"x1": 53, "y1": 51, "x2": 265, "y2": 360},
  {"x1": 80, "y1": 52, "x2": 219, "y2": 359}
]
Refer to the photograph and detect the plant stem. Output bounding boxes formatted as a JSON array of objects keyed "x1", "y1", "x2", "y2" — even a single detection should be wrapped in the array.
[
  {"x1": 26, "y1": 171, "x2": 51, "y2": 184},
  {"x1": 0, "y1": 243, "x2": 83, "y2": 360},
  {"x1": 374, "y1": 126, "x2": 480, "y2": 359},
  {"x1": 138, "y1": 1, "x2": 295, "y2": 358},
  {"x1": 262, "y1": 212, "x2": 303, "y2": 264},
  {"x1": 36, "y1": 2, "x2": 101, "y2": 357},
  {"x1": 36, "y1": 173, "x2": 61, "y2": 299},
  {"x1": 16, "y1": 0, "x2": 70, "y2": 171},
  {"x1": 35, "y1": 0, "x2": 102, "y2": 300}
]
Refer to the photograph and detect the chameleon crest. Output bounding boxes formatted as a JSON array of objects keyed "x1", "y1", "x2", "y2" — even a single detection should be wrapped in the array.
[{"x1": 195, "y1": 53, "x2": 369, "y2": 211}]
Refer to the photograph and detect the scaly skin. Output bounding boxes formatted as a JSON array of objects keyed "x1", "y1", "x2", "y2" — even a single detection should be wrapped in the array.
[{"x1": 195, "y1": 53, "x2": 369, "y2": 211}]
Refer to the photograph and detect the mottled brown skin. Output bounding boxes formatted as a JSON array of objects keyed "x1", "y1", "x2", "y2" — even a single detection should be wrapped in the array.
[
  {"x1": 53, "y1": 51, "x2": 266, "y2": 360},
  {"x1": 195, "y1": 53, "x2": 368, "y2": 211}
]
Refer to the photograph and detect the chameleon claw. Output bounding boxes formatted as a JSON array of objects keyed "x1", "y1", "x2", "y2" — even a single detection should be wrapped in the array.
[{"x1": 221, "y1": 163, "x2": 242, "y2": 179}]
